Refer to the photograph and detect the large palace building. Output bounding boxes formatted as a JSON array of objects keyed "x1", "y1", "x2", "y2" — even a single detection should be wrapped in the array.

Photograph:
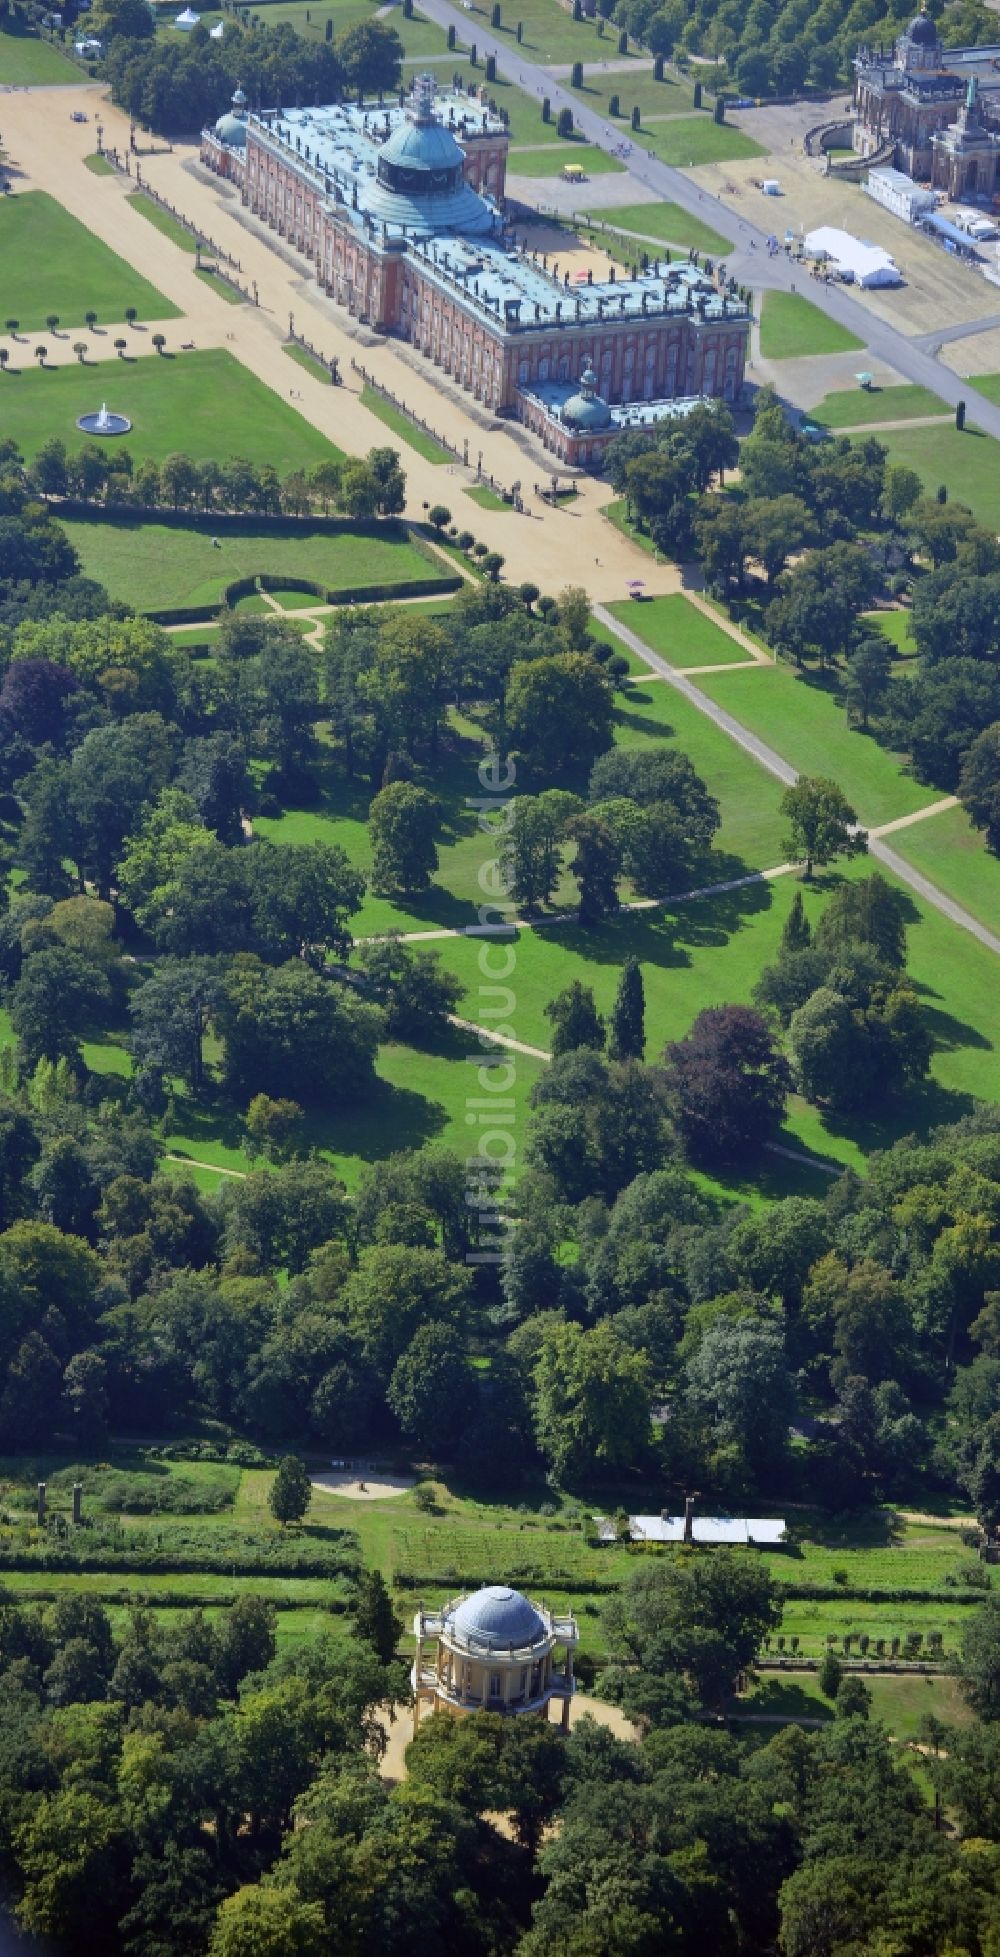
[
  {"x1": 853, "y1": 10, "x2": 1000, "y2": 198},
  {"x1": 201, "y1": 75, "x2": 749, "y2": 466}
]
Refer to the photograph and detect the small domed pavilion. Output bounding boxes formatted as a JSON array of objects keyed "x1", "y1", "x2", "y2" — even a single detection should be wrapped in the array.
[{"x1": 412, "y1": 1585, "x2": 578, "y2": 1734}]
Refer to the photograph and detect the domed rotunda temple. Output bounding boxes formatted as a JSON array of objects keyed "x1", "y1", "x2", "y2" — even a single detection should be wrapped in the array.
[{"x1": 412, "y1": 1585, "x2": 578, "y2": 1733}]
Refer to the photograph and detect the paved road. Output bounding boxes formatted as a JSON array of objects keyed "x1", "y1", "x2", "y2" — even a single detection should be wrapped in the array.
[
  {"x1": 593, "y1": 606, "x2": 1000, "y2": 958},
  {"x1": 417, "y1": 0, "x2": 1000, "y2": 435}
]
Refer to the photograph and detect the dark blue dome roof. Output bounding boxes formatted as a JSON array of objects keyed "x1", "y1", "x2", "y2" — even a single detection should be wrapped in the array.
[{"x1": 908, "y1": 11, "x2": 938, "y2": 44}]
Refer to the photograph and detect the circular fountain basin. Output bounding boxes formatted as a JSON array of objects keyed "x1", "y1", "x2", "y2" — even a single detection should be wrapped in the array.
[{"x1": 76, "y1": 406, "x2": 132, "y2": 436}]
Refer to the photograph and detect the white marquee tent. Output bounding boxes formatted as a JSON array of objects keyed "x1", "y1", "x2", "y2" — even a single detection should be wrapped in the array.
[{"x1": 804, "y1": 224, "x2": 902, "y2": 287}]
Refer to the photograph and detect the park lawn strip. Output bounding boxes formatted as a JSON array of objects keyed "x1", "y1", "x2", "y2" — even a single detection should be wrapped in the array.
[
  {"x1": 812, "y1": 383, "x2": 945, "y2": 427},
  {"x1": 360, "y1": 385, "x2": 452, "y2": 462},
  {"x1": 0, "y1": 191, "x2": 179, "y2": 333},
  {"x1": 0, "y1": 348, "x2": 344, "y2": 473},
  {"x1": 645, "y1": 116, "x2": 766, "y2": 167},
  {"x1": 607, "y1": 593, "x2": 755, "y2": 669},
  {"x1": 61, "y1": 517, "x2": 436, "y2": 613},
  {"x1": 84, "y1": 154, "x2": 117, "y2": 178},
  {"x1": 886, "y1": 800, "x2": 1000, "y2": 936},
  {"x1": 284, "y1": 341, "x2": 335, "y2": 384},
  {"x1": 126, "y1": 191, "x2": 197, "y2": 253},
  {"x1": 691, "y1": 664, "x2": 940, "y2": 825},
  {"x1": 464, "y1": 484, "x2": 509, "y2": 509},
  {"x1": 507, "y1": 144, "x2": 626, "y2": 178},
  {"x1": 194, "y1": 267, "x2": 245, "y2": 305},
  {"x1": 489, "y1": 0, "x2": 627, "y2": 66},
  {"x1": 871, "y1": 423, "x2": 1000, "y2": 530},
  {"x1": 758, "y1": 290, "x2": 865, "y2": 360},
  {"x1": 590, "y1": 199, "x2": 732, "y2": 256},
  {"x1": 0, "y1": 23, "x2": 80, "y2": 80}
]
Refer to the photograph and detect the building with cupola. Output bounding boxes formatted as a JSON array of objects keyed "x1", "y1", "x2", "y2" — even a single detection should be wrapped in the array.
[
  {"x1": 411, "y1": 1585, "x2": 578, "y2": 1734},
  {"x1": 200, "y1": 74, "x2": 749, "y2": 466},
  {"x1": 853, "y1": 12, "x2": 1000, "y2": 194}
]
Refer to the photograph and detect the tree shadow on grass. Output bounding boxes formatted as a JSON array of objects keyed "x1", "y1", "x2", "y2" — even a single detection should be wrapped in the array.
[
  {"x1": 302, "y1": 1074, "x2": 452, "y2": 1166},
  {"x1": 538, "y1": 872, "x2": 776, "y2": 974},
  {"x1": 732, "y1": 1679, "x2": 833, "y2": 1722},
  {"x1": 813, "y1": 1074, "x2": 978, "y2": 1157}
]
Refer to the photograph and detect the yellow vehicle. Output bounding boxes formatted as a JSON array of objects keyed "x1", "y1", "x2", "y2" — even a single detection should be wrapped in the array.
[{"x1": 562, "y1": 162, "x2": 587, "y2": 181}]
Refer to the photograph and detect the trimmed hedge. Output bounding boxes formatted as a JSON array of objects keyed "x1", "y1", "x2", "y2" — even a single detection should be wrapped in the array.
[
  {"x1": 2, "y1": 1586, "x2": 350, "y2": 1612},
  {"x1": 145, "y1": 572, "x2": 460, "y2": 626},
  {"x1": 0, "y1": 1525, "x2": 359, "y2": 1578}
]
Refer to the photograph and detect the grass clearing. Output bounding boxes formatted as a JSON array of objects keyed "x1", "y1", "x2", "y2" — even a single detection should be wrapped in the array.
[
  {"x1": 84, "y1": 153, "x2": 116, "y2": 178},
  {"x1": 759, "y1": 290, "x2": 864, "y2": 360},
  {"x1": 360, "y1": 384, "x2": 452, "y2": 462},
  {"x1": 165, "y1": 1035, "x2": 544, "y2": 1194},
  {"x1": 0, "y1": 348, "x2": 344, "y2": 473},
  {"x1": 812, "y1": 382, "x2": 945, "y2": 427},
  {"x1": 0, "y1": 191, "x2": 178, "y2": 334},
  {"x1": 0, "y1": 22, "x2": 80, "y2": 80},
  {"x1": 588, "y1": 199, "x2": 732, "y2": 256},
  {"x1": 644, "y1": 116, "x2": 765, "y2": 168},
  {"x1": 607, "y1": 594, "x2": 754, "y2": 669},
  {"x1": 691, "y1": 664, "x2": 940, "y2": 825},
  {"x1": 507, "y1": 143, "x2": 625, "y2": 178},
  {"x1": 489, "y1": 0, "x2": 631, "y2": 65},
  {"x1": 872, "y1": 422, "x2": 1000, "y2": 531},
  {"x1": 865, "y1": 608, "x2": 916, "y2": 653},
  {"x1": 61, "y1": 515, "x2": 442, "y2": 613},
  {"x1": 126, "y1": 191, "x2": 197, "y2": 253}
]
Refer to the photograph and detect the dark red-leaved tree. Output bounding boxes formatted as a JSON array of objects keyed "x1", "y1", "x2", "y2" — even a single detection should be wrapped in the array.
[
  {"x1": 661, "y1": 1004, "x2": 791, "y2": 1166},
  {"x1": 0, "y1": 658, "x2": 79, "y2": 750}
]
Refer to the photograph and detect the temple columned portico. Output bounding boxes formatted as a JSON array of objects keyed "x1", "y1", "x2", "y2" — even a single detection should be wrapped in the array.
[{"x1": 412, "y1": 1584, "x2": 577, "y2": 1735}]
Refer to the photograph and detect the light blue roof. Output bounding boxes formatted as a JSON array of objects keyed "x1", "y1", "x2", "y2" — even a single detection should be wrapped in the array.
[
  {"x1": 447, "y1": 1585, "x2": 547, "y2": 1651},
  {"x1": 215, "y1": 112, "x2": 247, "y2": 148},
  {"x1": 379, "y1": 114, "x2": 466, "y2": 176}
]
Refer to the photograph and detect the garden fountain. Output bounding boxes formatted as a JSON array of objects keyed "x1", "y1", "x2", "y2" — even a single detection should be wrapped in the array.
[{"x1": 76, "y1": 401, "x2": 132, "y2": 436}]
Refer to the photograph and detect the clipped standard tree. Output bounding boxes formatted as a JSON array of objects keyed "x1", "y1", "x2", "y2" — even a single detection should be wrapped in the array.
[{"x1": 268, "y1": 1454, "x2": 313, "y2": 1527}]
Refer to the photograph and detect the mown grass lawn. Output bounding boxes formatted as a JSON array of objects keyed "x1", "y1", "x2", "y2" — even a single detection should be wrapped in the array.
[
  {"x1": 607, "y1": 594, "x2": 754, "y2": 669},
  {"x1": 873, "y1": 423, "x2": 1000, "y2": 530},
  {"x1": 0, "y1": 22, "x2": 80, "y2": 80},
  {"x1": 0, "y1": 348, "x2": 343, "y2": 472},
  {"x1": 888, "y1": 800, "x2": 1000, "y2": 935},
  {"x1": 591, "y1": 199, "x2": 732, "y2": 256},
  {"x1": 84, "y1": 154, "x2": 117, "y2": 178},
  {"x1": 812, "y1": 383, "x2": 945, "y2": 427},
  {"x1": 644, "y1": 116, "x2": 765, "y2": 168},
  {"x1": 507, "y1": 144, "x2": 625, "y2": 178},
  {"x1": 490, "y1": 0, "x2": 631, "y2": 65},
  {"x1": 0, "y1": 191, "x2": 178, "y2": 333},
  {"x1": 758, "y1": 291, "x2": 864, "y2": 360},
  {"x1": 691, "y1": 664, "x2": 940, "y2": 825},
  {"x1": 571, "y1": 72, "x2": 682, "y2": 120},
  {"x1": 61, "y1": 515, "x2": 437, "y2": 613}
]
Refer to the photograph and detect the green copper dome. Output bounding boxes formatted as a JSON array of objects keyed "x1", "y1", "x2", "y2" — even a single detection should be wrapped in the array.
[{"x1": 561, "y1": 362, "x2": 613, "y2": 431}]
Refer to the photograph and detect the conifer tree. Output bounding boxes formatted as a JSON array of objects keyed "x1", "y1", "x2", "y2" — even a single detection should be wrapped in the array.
[
  {"x1": 268, "y1": 1455, "x2": 312, "y2": 1528},
  {"x1": 354, "y1": 1569, "x2": 403, "y2": 1664},
  {"x1": 609, "y1": 956, "x2": 645, "y2": 1061},
  {"x1": 781, "y1": 889, "x2": 812, "y2": 955}
]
